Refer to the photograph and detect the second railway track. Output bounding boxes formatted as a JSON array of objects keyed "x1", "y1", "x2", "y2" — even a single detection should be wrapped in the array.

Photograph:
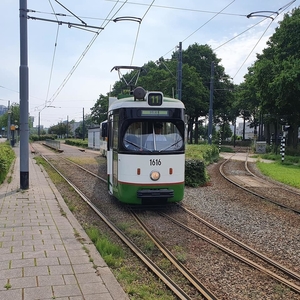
[{"x1": 220, "y1": 152, "x2": 300, "y2": 214}]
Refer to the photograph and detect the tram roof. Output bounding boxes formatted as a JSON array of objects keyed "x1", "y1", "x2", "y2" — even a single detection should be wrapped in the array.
[{"x1": 108, "y1": 95, "x2": 185, "y2": 111}]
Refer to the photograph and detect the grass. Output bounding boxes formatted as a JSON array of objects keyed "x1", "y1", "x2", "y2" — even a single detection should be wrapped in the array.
[
  {"x1": 256, "y1": 161, "x2": 300, "y2": 189},
  {"x1": 85, "y1": 226, "x2": 124, "y2": 268}
]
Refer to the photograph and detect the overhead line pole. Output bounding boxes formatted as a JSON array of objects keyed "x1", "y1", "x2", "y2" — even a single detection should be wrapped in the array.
[
  {"x1": 208, "y1": 62, "x2": 214, "y2": 145},
  {"x1": 176, "y1": 42, "x2": 182, "y2": 100},
  {"x1": 19, "y1": 0, "x2": 29, "y2": 189}
]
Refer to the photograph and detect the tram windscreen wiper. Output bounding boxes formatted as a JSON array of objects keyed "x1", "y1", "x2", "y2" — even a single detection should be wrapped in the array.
[
  {"x1": 159, "y1": 138, "x2": 183, "y2": 152},
  {"x1": 124, "y1": 139, "x2": 151, "y2": 152}
]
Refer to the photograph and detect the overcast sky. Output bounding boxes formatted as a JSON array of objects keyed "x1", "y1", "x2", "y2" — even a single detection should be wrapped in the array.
[{"x1": 0, "y1": 0, "x2": 298, "y2": 128}]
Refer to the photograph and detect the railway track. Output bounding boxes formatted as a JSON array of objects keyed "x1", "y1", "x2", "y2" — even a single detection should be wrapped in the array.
[
  {"x1": 38, "y1": 149, "x2": 300, "y2": 299},
  {"x1": 29, "y1": 142, "x2": 299, "y2": 299},
  {"x1": 220, "y1": 152, "x2": 300, "y2": 214},
  {"x1": 42, "y1": 154, "x2": 217, "y2": 300}
]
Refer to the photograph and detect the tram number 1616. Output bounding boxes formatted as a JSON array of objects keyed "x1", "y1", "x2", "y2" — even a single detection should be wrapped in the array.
[{"x1": 150, "y1": 159, "x2": 161, "y2": 166}]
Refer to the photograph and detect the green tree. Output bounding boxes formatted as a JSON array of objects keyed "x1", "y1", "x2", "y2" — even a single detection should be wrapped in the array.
[
  {"x1": 108, "y1": 43, "x2": 235, "y2": 144},
  {"x1": 90, "y1": 94, "x2": 109, "y2": 124},
  {"x1": 178, "y1": 43, "x2": 235, "y2": 143},
  {"x1": 249, "y1": 7, "x2": 300, "y2": 148}
]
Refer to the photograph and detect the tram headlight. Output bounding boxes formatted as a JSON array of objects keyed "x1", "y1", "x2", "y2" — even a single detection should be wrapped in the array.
[{"x1": 150, "y1": 170, "x2": 160, "y2": 181}]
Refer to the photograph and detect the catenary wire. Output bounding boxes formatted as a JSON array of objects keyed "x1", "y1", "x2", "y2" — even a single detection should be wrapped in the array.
[
  {"x1": 45, "y1": 0, "x2": 60, "y2": 107},
  {"x1": 182, "y1": 0, "x2": 236, "y2": 43},
  {"x1": 104, "y1": 0, "x2": 246, "y2": 17},
  {"x1": 231, "y1": 0, "x2": 296, "y2": 80},
  {"x1": 162, "y1": 0, "x2": 236, "y2": 58},
  {"x1": 130, "y1": 0, "x2": 156, "y2": 66},
  {"x1": 47, "y1": 0, "x2": 128, "y2": 106}
]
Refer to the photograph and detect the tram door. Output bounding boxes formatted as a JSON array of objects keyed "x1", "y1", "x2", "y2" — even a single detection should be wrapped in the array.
[{"x1": 108, "y1": 113, "x2": 119, "y2": 195}]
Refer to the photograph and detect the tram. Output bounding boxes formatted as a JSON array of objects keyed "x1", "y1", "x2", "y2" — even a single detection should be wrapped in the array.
[{"x1": 103, "y1": 87, "x2": 185, "y2": 204}]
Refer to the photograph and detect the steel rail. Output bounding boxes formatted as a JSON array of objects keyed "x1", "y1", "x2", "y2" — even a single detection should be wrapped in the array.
[
  {"x1": 41, "y1": 155, "x2": 192, "y2": 300},
  {"x1": 160, "y1": 212, "x2": 300, "y2": 294},
  {"x1": 49, "y1": 155, "x2": 219, "y2": 299},
  {"x1": 219, "y1": 155, "x2": 300, "y2": 214},
  {"x1": 179, "y1": 205, "x2": 300, "y2": 282},
  {"x1": 131, "y1": 210, "x2": 218, "y2": 300},
  {"x1": 244, "y1": 155, "x2": 300, "y2": 197}
]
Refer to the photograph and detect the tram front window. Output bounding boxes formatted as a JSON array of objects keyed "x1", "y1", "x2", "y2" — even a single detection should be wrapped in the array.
[{"x1": 123, "y1": 121, "x2": 183, "y2": 152}]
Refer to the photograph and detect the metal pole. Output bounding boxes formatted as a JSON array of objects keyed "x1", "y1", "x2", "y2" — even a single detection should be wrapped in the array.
[
  {"x1": 38, "y1": 111, "x2": 40, "y2": 138},
  {"x1": 176, "y1": 42, "x2": 182, "y2": 100},
  {"x1": 67, "y1": 115, "x2": 69, "y2": 138},
  {"x1": 19, "y1": 0, "x2": 29, "y2": 189},
  {"x1": 7, "y1": 101, "x2": 11, "y2": 142},
  {"x1": 82, "y1": 108, "x2": 85, "y2": 141},
  {"x1": 281, "y1": 134, "x2": 286, "y2": 163},
  {"x1": 208, "y1": 62, "x2": 214, "y2": 145}
]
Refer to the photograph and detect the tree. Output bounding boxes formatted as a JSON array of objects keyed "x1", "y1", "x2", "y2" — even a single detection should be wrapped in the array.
[
  {"x1": 248, "y1": 7, "x2": 300, "y2": 148},
  {"x1": 108, "y1": 43, "x2": 235, "y2": 144},
  {"x1": 179, "y1": 43, "x2": 235, "y2": 143},
  {"x1": 90, "y1": 94, "x2": 109, "y2": 124}
]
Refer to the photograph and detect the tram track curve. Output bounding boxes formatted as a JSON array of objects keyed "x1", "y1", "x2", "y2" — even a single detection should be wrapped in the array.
[{"x1": 219, "y1": 152, "x2": 300, "y2": 214}]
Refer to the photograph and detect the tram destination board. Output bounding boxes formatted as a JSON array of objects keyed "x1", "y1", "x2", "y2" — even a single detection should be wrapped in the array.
[{"x1": 140, "y1": 110, "x2": 169, "y2": 117}]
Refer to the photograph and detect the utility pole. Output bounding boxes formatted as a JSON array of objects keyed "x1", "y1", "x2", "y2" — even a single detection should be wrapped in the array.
[
  {"x1": 19, "y1": 0, "x2": 29, "y2": 189},
  {"x1": 7, "y1": 101, "x2": 11, "y2": 142},
  {"x1": 176, "y1": 42, "x2": 182, "y2": 100},
  {"x1": 82, "y1": 108, "x2": 85, "y2": 141},
  {"x1": 38, "y1": 111, "x2": 41, "y2": 138},
  {"x1": 208, "y1": 62, "x2": 214, "y2": 145},
  {"x1": 66, "y1": 115, "x2": 69, "y2": 138}
]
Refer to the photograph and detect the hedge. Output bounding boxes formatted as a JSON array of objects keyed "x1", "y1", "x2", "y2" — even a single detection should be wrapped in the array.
[{"x1": 0, "y1": 143, "x2": 15, "y2": 184}]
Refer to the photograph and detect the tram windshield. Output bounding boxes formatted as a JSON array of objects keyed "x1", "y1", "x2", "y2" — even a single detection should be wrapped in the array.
[{"x1": 123, "y1": 121, "x2": 184, "y2": 152}]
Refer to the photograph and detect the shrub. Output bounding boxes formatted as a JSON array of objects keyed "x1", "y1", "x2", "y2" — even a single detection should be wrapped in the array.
[
  {"x1": 0, "y1": 143, "x2": 15, "y2": 184},
  {"x1": 65, "y1": 139, "x2": 88, "y2": 148},
  {"x1": 30, "y1": 134, "x2": 57, "y2": 141},
  {"x1": 185, "y1": 159, "x2": 208, "y2": 187}
]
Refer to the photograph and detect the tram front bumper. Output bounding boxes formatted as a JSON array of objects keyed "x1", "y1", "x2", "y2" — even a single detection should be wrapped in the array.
[{"x1": 137, "y1": 188, "x2": 174, "y2": 199}]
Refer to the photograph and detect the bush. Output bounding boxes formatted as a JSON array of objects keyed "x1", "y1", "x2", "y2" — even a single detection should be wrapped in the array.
[
  {"x1": 0, "y1": 142, "x2": 15, "y2": 184},
  {"x1": 185, "y1": 144, "x2": 219, "y2": 164},
  {"x1": 65, "y1": 139, "x2": 88, "y2": 148},
  {"x1": 30, "y1": 134, "x2": 57, "y2": 141},
  {"x1": 185, "y1": 159, "x2": 207, "y2": 187}
]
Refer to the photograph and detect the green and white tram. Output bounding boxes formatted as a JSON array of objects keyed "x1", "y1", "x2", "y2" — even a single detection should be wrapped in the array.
[{"x1": 105, "y1": 87, "x2": 185, "y2": 204}]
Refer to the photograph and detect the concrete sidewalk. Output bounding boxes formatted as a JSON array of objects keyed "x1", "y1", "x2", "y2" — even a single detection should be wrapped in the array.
[
  {"x1": 0, "y1": 145, "x2": 128, "y2": 300},
  {"x1": 219, "y1": 151, "x2": 274, "y2": 163}
]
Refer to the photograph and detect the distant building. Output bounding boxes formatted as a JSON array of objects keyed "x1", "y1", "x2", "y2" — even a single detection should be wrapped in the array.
[
  {"x1": 236, "y1": 122, "x2": 255, "y2": 139},
  {"x1": 0, "y1": 105, "x2": 8, "y2": 116}
]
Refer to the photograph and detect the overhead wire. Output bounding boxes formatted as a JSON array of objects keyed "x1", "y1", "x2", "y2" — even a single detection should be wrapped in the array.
[
  {"x1": 130, "y1": 0, "x2": 156, "y2": 65},
  {"x1": 105, "y1": 0, "x2": 246, "y2": 17},
  {"x1": 213, "y1": 17, "x2": 268, "y2": 51},
  {"x1": 45, "y1": 0, "x2": 60, "y2": 107},
  {"x1": 47, "y1": 0, "x2": 129, "y2": 106},
  {"x1": 182, "y1": 0, "x2": 236, "y2": 43},
  {"x1": 31, "y1": 0, "x2": 297, "y2": 110},
  {"x1": 231, "y1": 0, "x2": 296, "y2": 80},
  {"x1": 161, "y1": 0, "x2": 236, "y2": 58},
  {"x1": 232, "y1": 18, "x2": 274, "y2": 80}
]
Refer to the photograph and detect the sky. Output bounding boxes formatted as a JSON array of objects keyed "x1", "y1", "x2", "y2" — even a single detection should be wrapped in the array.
[{"x1": 0, "y1": 0, "x2": 298, "y2": 128}]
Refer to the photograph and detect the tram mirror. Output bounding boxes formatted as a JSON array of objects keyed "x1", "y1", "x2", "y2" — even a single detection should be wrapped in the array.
[{"x1": 101, "y1": 122, "x2": 108, "y2": 137}]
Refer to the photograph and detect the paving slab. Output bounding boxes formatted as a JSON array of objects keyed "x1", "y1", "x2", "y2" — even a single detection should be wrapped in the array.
[{"x1": 0, "y1": 145, "x2": 129, "y2": 300}]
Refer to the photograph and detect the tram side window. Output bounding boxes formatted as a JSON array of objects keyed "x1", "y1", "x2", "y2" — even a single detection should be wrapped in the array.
[{"x1": 113, "y1": 114, "x2": 119, "y2": 149}]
